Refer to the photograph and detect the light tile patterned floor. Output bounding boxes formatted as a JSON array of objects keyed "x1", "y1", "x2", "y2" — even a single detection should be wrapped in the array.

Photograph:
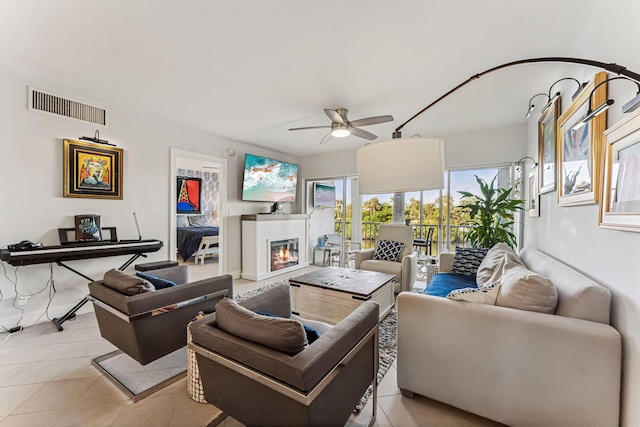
[{"x1": 0, "y1": 260, "x2": 502, "y2": 426}]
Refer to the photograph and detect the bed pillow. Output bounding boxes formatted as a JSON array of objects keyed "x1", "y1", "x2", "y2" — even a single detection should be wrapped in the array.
[
  {"x1": 103, "y1": 269, "x2": 155, "y2": 296},
  {"x1": 188, "y1": 215, "x2": 209, "y2": 227},
  {"x1": 451, "y1": 246, "x2": 489, "y2": 276},
  {"x1": 373, "y1": 240, "x2": 404, "y2": 261},
  {"x1": 495, "y1": 260, "x2": 558, "y2": 314},
  {"x1": 476, "y1": 242, "x2": 524, "y2": 287},
  {"x1": 215, "y1": 298, "x2": 308, "y2": 354},
  {"x1": 136, "y1": 272, "x2": 177, "y2": 290},
  {"x1": 176, "y1": 215, "x2": 190, "y2": 228},
  {"x1": 447, "y1": 282, "x2": 501, "y2": 305}
]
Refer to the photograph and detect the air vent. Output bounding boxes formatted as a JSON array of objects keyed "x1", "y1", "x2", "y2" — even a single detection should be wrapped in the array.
[{"x1": 28, "y1": 87, "x2": 107, "y2": 126}]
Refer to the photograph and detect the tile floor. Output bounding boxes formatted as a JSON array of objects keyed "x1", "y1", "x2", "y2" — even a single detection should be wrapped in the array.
[{"x1": 0, "y1": 260, "x2": 502, "y2": 426}]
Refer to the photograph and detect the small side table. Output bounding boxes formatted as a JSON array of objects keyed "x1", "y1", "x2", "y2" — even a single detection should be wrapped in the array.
[{"x1": 417, "y1": 255, "x2": 439, "y2": 283}]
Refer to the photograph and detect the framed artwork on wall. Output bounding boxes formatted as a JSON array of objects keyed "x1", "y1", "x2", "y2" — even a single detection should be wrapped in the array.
[
  {"x1": 538, "y1": 96, "x2": 560, "y2": 194},
  {"x1": 63, "y1": 139, "x2": 123, "y2": 199},
  {"x1": 528, "y1": 166, "x2": 540, "y2": 217},
  {"x1": 177, "y1": 176, "x2": 202, "y2": 214},
  {"x1": 599, "y1": 109, "x2": 640, "y2": 232},
  {"x1": 557, "y1": 71, "x2": 607, "y2": 207}
]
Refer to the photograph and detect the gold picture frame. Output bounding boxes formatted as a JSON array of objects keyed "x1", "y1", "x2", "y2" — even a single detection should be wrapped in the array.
[
  {"x1": 557, "y1": 71, "x2": 607, "y2": 206},
  {"x1": 599, "y1": 109, "x2": 640, "y2": 232},
  {"x1": 538, "y1": 97, "x2": 560, "y2": 194},
  {"x1": 63, "y1": 139, "x2": 123, "y2": 199}
]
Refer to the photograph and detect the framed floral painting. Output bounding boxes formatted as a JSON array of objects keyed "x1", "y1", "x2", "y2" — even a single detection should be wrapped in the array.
[
  {"x1": 557, "y1": 71, "x2": 607, "y2": 206},
  {"x1": 63, "y1": 139, "x2": 123, "y2": 199}
]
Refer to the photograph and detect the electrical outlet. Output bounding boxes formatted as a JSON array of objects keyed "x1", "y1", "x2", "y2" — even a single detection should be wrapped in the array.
[{"x1": 16, "y1": 295, "x2": 30, "y2": 306}]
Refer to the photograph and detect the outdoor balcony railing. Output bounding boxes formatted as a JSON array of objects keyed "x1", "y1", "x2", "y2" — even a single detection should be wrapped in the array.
[{"x1": 334, "y1": 221, "x2": 474, "y2": 256}]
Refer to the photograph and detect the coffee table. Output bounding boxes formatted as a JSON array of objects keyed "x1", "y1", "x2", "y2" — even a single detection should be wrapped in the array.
[{"x1": 289, "y1": 266, "x2": 395, "y2": 325}]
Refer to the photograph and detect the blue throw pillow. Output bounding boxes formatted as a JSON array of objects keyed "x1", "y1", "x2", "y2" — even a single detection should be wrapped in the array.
[
  {"x1": 136, "y1": 272, "x2": 177, "y2": 290},
  {"x1": 256, "y1": 311, "x2": 322, "y2": 344}
]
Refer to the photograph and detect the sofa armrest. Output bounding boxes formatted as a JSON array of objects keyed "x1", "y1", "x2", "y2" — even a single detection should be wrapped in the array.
[
  {"x1": 190, "y1": 301, "x2": 379, "y2": 393},
  {"x1": 439, "y1": 252, "x2": 454, "y2": 272},
  {"x1": 354, "y1": 248, "x2": 374, "y2": 269},
  {"x1": 400, "y1": 252, "x2": 417, "y2": 292},
  {"x1": 89, "y1": 274, "x2": 233, "y2": 316},
  {"x1": 396, "y1": 292, "x2": 621, "y2": 426}
]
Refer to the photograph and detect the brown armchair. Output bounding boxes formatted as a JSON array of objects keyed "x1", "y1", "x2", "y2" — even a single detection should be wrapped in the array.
[
  {"x1": 188, "y1": 283, "x2": 379, "y2": 427},
  {"x1": 88, "y1": 266, "x2": 233, "y2": 399}
]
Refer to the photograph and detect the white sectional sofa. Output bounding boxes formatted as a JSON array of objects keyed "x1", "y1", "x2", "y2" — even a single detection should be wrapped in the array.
[{"x1": 397, "y1": 246, "x2": 621, "y2": 426}]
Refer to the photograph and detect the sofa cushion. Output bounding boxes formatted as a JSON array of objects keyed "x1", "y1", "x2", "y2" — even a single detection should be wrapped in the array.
[
  {"x1": 373, "y1": 239, "x2": 404, "y2": 261},
  {"x1": 424, "y1": 272, "x2": 478, "y2": 297},
  {"x1": 215, "y1": 298, "x2": 308, "y2": 354},
  {"x1": 495, "y1": 260, "x2": 558, "y2": 314},
  {"x1": 447, "y1": 282, "x2": 501, "y2": 304},
  {"x1": 451, "y1": 246, "x2": 488, "y2": 276},
  {"x1": 476, "y1": 242, "x2": 524, "y2": 287},
  {"x1": 103, "y1": 269, "x2": 155, "y2": 296},
  {"x1": 136, "y1": 272, "x2": 177, "y2": 290}
]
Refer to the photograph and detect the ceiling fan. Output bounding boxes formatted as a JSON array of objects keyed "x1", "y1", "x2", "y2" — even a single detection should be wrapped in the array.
[{"x1": 289, "y1": 108, "x2": 393, "y2": 144}]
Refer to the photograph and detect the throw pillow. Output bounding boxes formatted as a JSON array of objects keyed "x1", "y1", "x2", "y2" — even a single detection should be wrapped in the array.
[
  {"x1": 103, "y1": 269, "x2": 155, "y2": 296},
  {"x1": 256, "y1": 311, "x2": 322, "y2": 344},
  {"x1": 136, "y1": 272, "x2": 177, "y2": 290},
  {"x1": 188, "y1": 215, "x2": 209, "y2": 227},
  {"x1": 447, "y1": 282, "x2": 501, "y2": 305},
  {"x1": 451, "y1": 246, "x2": 489, "y2": 276},
  {"x1": 216, "y1": 298, "x2": 308, "y2": 354},
  {"x1": 373, "y1": 239, "x2": 404, "y2": 262},
  {"x1": 495, "y1": 260, "x2": 558, "y2": 314},
  {"x1": 176, "y1": 215, "x2": 190, "y2": 228},
  {"x1": 476, "y1": 242, "x2": 524, "y2": 287}
]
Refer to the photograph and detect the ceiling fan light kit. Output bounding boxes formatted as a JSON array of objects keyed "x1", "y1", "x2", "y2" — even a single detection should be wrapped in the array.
[{"x1": 289, "y1": 107, "x2": 393, "y2": 144}]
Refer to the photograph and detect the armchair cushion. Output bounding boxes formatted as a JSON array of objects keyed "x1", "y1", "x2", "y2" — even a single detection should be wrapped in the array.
[
  {"x1": 103, "y1": 269, "x2": 155, "y2": 295},
  {"x1": 451, "y1": 246, "x2": 488, "y2": 276},
  {"x1": 136, "y1": 272, "x2": 177, "y2": 290},
  {"x1": 373, "y1": 239, "x2": 404, "y2": 261},
  {"x1": 215, "y1": 298, "x2": 308, "y2": 354}
]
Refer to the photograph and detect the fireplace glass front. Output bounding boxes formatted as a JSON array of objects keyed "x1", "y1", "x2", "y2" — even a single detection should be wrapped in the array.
[{"x1": 270, "y1": 238, "x2": 299, "y2": 271}]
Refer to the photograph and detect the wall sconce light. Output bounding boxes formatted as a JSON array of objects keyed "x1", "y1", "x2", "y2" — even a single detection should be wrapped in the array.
[
  {"x1": 571, "y1": 76, "x2": 640, "y2": 131},
  {"x1": 525, "y1": 93, "x2": 550, "y2": 118}
]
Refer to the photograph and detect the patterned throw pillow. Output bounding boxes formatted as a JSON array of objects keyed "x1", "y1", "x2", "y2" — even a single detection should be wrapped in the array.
[
  {"x1": 373, "y1": 240, "x2": 404, "y2": 261},
  {"x1": 447, "y1": 282, "x2": 501, "y2": 305},
  {"x1": 451, "y1": 246, "x2": 489, "y2": 276}
]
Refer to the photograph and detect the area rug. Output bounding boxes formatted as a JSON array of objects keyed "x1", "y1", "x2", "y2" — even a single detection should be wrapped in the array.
[{"x1": 235, "y1": 281, "x2": 398, "y2": 413}]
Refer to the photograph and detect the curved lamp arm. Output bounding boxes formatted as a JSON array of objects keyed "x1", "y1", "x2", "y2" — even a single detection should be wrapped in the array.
[{"x1": 395, "y1": 57, "x2": 640, "y2": 135}]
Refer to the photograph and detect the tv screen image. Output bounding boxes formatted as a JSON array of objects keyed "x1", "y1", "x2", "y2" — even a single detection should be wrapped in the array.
[
  {"x1": 314, "y1": 183, "x2": 336, "y2": 208},
  {"x1": 242, "y1": 154, "x2": 298, "y2": 202}
]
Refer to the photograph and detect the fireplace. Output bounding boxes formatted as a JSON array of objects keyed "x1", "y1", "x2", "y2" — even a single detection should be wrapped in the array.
[{"x1": 270, "y1": 238, "x2": 299, "y2": 271}]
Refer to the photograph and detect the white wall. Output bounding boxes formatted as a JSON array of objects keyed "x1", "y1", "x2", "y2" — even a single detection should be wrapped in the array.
[
  {"x1": 0, "y1": 69, "x2": 296, "y2": 327},
  {"x1": 522, "y1": 1, "x2": 640, "y2": 424}
]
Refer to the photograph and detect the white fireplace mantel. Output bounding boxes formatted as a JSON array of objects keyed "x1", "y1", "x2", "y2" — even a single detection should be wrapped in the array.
[{"x1": 241, "y1": 214, "x2": 309, "y2": 281}]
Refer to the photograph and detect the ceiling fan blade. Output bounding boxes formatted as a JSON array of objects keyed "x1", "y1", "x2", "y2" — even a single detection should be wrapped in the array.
[
  {"x1": 349, "y1": 115, "x2": 394, "y2": 127},
  {"x1": 351, "y1": 127, "x2": 378, "y2": 141},
  {"x1": 289, "y1": 126, "x2": 331, "y2": 131},
  {"x1": 319, "y1": 131, "x2": 332, "y2": 145},
  {"x1": 324, "y1": 109, "x2": 345, "y2": 124}
]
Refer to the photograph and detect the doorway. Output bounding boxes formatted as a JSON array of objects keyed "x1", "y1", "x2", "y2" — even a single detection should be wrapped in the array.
[{"x1": 170, "y1": 148, "x2": 227, "y2": 275}]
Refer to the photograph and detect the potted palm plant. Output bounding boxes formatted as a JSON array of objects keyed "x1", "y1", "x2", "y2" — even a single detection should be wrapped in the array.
[{"x1": 459, "y1": 174, "x2": 524, "y2": 249}]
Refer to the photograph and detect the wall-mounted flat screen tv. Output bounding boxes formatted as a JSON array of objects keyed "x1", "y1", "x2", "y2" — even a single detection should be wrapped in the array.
[
  {"x1": 313, "y1": 182, "x2": 336, "y2": 208},
  {"x1": 242, "y1": 154, "x2": 298, "y2": 202}
]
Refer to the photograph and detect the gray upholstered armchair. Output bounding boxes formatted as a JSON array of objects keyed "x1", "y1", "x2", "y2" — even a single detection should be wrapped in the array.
[
  {"x1": 354, "y1": 224, "x2": 417, "y2": 293},
  {"x1": 88, "y1": 266, "x2": 233, "y2": 399},
  {"x1": 188, "y1": 283, "x2": 379, "y2": 427}
]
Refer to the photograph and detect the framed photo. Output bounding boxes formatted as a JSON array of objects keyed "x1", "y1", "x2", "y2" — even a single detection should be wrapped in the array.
[
  {"x1": 177, "y1": 176, "x2": 202, "y2": 213},
  {"x1": 538, "y1": 96, "x2": 560, "y2": 194},
  {"x1": 599, "y1": 109, "x2": 640, "y2": 232},
  {"x1": 557, "y1": 71, "x2": 607, "y2": 206},
  {"x1": 528, "y1": 166, "x2": 540, "y2": 217},
  {"x1": 63, "y1": 139, "x2": 123, "y2": 199}
]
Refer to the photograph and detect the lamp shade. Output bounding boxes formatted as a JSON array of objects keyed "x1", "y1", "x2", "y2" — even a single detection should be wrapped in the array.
[{"x1": 356, "y1": 137, "x2": 445, "y2": 194}]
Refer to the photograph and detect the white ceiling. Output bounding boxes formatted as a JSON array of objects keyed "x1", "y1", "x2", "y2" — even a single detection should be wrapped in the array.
[{"x1": 0, "y1": 0, "x2": 598, "y2": 156}]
